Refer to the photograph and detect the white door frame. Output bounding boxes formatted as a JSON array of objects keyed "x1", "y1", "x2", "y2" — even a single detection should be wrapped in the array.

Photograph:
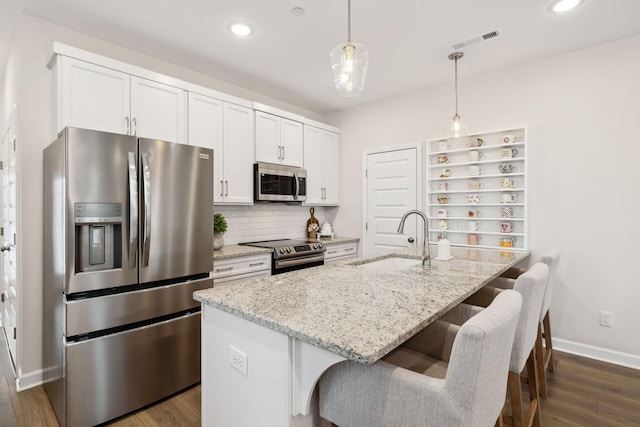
[{"x1": 361, "y1": 142, "x2": 424, "y2": 257}]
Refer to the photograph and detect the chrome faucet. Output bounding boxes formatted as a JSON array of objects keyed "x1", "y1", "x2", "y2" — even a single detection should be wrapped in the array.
[{"x1": 397, "y1": 210, "x2": 431, "y2": 267}]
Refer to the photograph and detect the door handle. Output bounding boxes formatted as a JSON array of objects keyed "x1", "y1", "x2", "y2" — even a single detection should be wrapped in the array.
[
  {"x1": 225, "y1": 180, "x2": 229, "y2": 197},
  {"x1": 141, "y1": 153, "x2": 151, "y2": 267},
  {"x1": 127, "y1": 152, "x2": 138, "y2": 268},
  {"x1": 220, "y1": 180, "x2": 224, "y2": 197},
  {"x1": 408, "y1": 237, "x2": 415, "y2": 243}
]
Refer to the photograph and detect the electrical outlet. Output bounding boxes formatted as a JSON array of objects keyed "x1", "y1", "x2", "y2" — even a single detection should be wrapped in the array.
[
  {"x1": 599, "y1": 311, "x2": 613, "y2": 327},
  {"x1": 229, "y1": 345, "x2": 248, "y2": 375}
]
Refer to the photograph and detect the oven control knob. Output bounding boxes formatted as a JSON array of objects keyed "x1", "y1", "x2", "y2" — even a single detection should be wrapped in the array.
[
  {"x1": 280, "y1": 248, "x2": 286, "y2": 254},
  {"x1": 286, "y1": 247, "x2": 292, "y2": 253},
  {"x1": 314, "y1": 244, "x2": 319, "y2": 249},
  {"x1": 318, "y1": 243, "x2": 323, "y2": 249}
]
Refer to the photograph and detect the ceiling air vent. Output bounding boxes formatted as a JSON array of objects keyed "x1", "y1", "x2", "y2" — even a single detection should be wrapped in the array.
[{"x1": 451, "y1": 29, "x2": 502, "y2": 50}]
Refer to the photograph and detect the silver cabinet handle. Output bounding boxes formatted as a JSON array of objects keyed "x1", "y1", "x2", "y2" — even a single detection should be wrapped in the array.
[
  {"x1": 225, "y1": 180, "x2": 229, "y2": 197},
  {"x1": 282, "y1": 145, "x2": 285, "y2": 159},
  {"x1": 127, "y1": 152, "x2": 138, "y2": 268},
  {"x1": 220, "y1": 180, "x2": 224, "y2": 197},
  {"x1": 215, "y1": 266, "x2": 234, "y2": 272},
  {"x1": 0, "y1": 243, "x2": 13, "y2": 252},
  {"x1": 132, "y1": 117, "x2": 137, "y2": 136},
  {"x1": 249, "y1": 262, "x2": 265, "y2": 267},
  {"x1": 345, "y1": 247, "x2": 355, "y2": 252},
  {"x1": 327, "y1": 250, "x2": 338, "y2": 255},
  {"x1": 125, "y1": 116, "x2": 130, "y2": 135},
  {"x1": 141, "y1": 153, "x2": 151, "y2": 267}
]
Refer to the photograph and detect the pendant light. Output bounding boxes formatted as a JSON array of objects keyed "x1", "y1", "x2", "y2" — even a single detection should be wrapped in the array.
[
  {"x1": 447, "y1": 51, "x2": 467, "y2": 140},
  {"x1": 330, "y1": 0, "x2": 368, "y2": 96}
]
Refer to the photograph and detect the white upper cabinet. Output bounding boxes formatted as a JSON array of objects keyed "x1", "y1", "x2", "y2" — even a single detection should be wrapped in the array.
[
  {"x1": 222, "y1": 103, "x2": 254, "y2": 205},
  {"x1": 130, "y1": 76, "x2": 187, "y2": 144},
  {"x1": 255, "y1": 110, "x2": 303, "y2": 167},
  {"x1": 57, "y1": 56, "x2": 130, "y2": 136},
  {"x1": 188, "y1": 92, "x2": 254, "y2": 205},
  {"x1": 52, "y1": 55, "x2": 187, "y2": 144},
  {"x1": 303, "y1": 125, "x2": 339, "y2": 206}
]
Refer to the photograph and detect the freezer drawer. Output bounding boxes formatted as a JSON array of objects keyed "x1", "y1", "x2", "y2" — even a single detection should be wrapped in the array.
[
  {"x1": 66, "y1": 276, "x2": 212, "y2": 337},
  {"x1": 63, "y1": 311, "x2": 201, "y2": 427}
]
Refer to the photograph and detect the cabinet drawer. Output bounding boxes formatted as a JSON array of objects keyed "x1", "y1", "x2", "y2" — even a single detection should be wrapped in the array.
[
  {"x1": 324, "y1": 243, "x2": 358, "y2": 263},
  {"x1": 212, "y1": 254, "x2": 271, "y2": 280}
]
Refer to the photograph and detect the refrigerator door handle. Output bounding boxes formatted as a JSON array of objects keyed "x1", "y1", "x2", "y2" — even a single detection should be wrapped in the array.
[
  {"x1": 127, "y1": 152, "x2": 138, "y2": 268},
  {"x1": 141, "y1": 153, "x2": 152, "y2": 267}
]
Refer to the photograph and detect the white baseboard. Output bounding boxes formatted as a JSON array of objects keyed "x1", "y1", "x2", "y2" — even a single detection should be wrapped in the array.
[
  {"x1": 16, "y1": 368, "x2": 43, "y2": 391},
  {"x1": 554, "y1": 338, "x2": 640, "y2": 371}
]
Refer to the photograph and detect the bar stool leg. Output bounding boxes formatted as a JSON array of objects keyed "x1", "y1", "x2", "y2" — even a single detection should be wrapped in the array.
[
  {"x1": 535, "y1": 324, "x2": 548, "y2": 398},
  {"x1": 543, "y1": 311, "x2": 555, "y2": 372}
]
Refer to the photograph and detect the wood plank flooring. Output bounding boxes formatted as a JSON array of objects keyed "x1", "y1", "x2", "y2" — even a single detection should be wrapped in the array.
[{"x1": 1, "y1": 334, "x2": 638, "y2": 426}]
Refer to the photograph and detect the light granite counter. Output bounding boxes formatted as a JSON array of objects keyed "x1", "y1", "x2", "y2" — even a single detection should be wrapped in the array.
[
  {"x1": 197, "y1": 245, "x2": 529, "y2": 426},
  {"x1": 196, "y1": 245, "x2": 529, "y2": 364},
  {"x1": 212, "y1": 237, "x2": 359, "y2": 261}
]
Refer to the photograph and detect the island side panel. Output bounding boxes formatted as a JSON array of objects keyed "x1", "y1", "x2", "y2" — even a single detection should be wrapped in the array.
[{"x1": 202, "y1": 306, "x2": 291, "y2": 427}]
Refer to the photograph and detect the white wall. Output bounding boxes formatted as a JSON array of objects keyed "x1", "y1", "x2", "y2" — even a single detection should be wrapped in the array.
[
  {"x1": 1, "y1": 14, "x2": 329, "y2": 389},
  {"x1": 328, "y1": 34, "x2": 640, "y2": 365}
]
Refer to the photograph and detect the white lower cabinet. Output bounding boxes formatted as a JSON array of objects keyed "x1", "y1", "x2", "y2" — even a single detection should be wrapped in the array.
[
  {"x1": 303, "y1": 125, "x2": 339, "y2": 205},
  {"x1": 324, "y1": 243, "x2": 358, "y2": 263},
  {"x1": 212, "y1": 254, "x2": 271, "y2": 285}
]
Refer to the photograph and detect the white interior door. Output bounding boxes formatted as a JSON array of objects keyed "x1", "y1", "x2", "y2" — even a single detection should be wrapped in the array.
[
  {"x1": 365, "y1": 148, "x2": 418, "y2": 256},
  {"x1": 1, "y1": 110, "x2": 18, "y2": 370}
]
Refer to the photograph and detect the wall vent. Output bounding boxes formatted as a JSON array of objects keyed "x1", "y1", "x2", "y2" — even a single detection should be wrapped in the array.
[{"x1": 451, "y1": 29, "x2": 502, "y2": 50}]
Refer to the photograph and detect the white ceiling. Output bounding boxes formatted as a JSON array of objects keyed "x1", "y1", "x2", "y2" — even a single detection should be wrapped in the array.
[{"x1": 3, "y1": 0, "x2": 640, "y2": 115}]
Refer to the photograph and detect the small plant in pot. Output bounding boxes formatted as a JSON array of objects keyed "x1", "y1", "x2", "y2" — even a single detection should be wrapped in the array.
[{"x1": 213, "y1": 213, "x2": 228, "y2": 250}]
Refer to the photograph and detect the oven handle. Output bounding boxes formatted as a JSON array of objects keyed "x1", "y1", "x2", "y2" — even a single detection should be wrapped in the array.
[{"x1": 275, "y1": 253, "x2": 324, "y2": 269}]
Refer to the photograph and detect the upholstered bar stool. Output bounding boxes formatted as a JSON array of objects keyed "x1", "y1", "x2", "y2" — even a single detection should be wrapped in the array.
[
  {"x1": 449, "y1": 263, "x2": 549, "y2": 427},
  {"x1": 466, "y1": 249, "x2": 561, "y2": 398},
  {"x1": 318, "y1": 290, "x2": 523, "y2": 427}
]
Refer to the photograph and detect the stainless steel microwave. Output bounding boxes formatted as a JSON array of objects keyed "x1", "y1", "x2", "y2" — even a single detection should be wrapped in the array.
[{"x1": 254, "y1": 163, "x2": 307, "y2": 202}]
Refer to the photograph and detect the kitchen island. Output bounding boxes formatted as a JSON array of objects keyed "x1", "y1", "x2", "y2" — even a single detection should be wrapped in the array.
[{"x1": 194, "y1": 246, "x2": 530, "y2": 427}]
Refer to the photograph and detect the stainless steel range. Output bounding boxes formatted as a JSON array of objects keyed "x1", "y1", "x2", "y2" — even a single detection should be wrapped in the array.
[{"x1": 240, "y1": 239, "x2": 325, "y2": 274}]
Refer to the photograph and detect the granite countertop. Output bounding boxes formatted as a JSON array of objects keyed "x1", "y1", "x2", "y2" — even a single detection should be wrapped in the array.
[
  {"x1": 213, "y1": 237, "x2": 360, "y2": 260},
  {"x1": 196, "y1": 245, "x2": 529, "y2": 364}
]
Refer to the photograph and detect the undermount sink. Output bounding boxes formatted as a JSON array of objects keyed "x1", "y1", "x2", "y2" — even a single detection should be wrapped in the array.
[{"x1": 358, "y1": 257, "x2": 423, "y2": 272}]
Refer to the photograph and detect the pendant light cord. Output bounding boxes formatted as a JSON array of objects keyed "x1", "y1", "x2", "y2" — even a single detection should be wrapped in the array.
[
  {"x1": 454, "y1": 56, "x2": 458, "y2": 115},
  {"x1": 347, "y1": 0, "x2": 352, "y2": 42}
]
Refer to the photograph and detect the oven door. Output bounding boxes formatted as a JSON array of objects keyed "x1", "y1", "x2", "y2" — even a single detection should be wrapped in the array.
[{"x1": 273, "y1": 253, "x2": 324, "y2": 275}]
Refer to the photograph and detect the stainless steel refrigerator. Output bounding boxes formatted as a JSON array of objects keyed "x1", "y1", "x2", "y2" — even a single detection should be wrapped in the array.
[{"x1": 43, "y1": 127, "x2": 214, "y2": 426}]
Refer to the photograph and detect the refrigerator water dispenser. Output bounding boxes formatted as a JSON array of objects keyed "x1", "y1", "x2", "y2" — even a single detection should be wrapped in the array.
[{"x1": 74, "y1": 202, "x2": 122, "y2": 272}]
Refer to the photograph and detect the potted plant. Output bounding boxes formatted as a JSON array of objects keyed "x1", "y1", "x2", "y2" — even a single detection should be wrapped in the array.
[{"x1": 213, "y1": 213, "x2": 228, "y2": 250}]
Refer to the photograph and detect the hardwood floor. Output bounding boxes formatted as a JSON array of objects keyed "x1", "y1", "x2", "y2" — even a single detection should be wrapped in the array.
[{"x1": 1, "y1": 334, "x2": 638, "y2": 426}]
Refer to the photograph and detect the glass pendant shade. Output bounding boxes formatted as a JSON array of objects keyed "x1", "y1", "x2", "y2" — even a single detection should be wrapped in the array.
[
  {"x1": 447, "y1": 114, "x2": 467, "y2": 139},
  {"x1": 330, "y1": 41, "x2": 368, "y2": 96}
]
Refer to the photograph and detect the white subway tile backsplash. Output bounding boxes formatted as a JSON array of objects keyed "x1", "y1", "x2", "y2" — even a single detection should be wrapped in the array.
[{"x1": 215, "y1": 204, "x2": 338, "y2": 245}]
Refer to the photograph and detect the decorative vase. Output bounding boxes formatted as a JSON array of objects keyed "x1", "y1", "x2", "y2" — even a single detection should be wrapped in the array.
[
  {"x1": 213, "y1": 233, "x2": 225, "y2": 250},
  {"x1": 306, "y1": 207, "x2": 319, "y2": 239}
]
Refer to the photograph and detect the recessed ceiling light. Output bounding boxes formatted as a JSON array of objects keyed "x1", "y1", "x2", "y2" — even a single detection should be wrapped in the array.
[
  {"x1": 550, "y1": 0, "x2": 582, "y2": 13},
  {"x1": 291, "y1": 7, "x2": 305, "y2": 16},
  {"x1": 230, "y1": 23, "x2": 252, "y2": 37}
]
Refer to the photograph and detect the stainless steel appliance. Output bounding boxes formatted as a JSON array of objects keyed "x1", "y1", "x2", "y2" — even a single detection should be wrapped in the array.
[
  {"x1": 254, "y1": 162, "x2": 307, "y2": 202},
  {"x1": 43, "y1": 127, "x2": 214, "y2": 427},
  {"x1": 240, "y1": 239, "x2": 325, "y2": 274}
]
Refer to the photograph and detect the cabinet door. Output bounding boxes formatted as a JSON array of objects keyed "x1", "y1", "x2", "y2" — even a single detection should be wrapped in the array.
[
  {"x1": 188, "y1": 92, "x2": 224, "y2": 203},
  {"x1": 303, "y1": 126, "x2": 323, "y2": 204},
  {"x1": 223, "y1": 103, "x2": 254, "y2": 204},
  {"x1": 60, "y1": 57, "x2": 130, "y2": 135},
  {"x1": 131, "y1": 76, "x2": 187, "y2": 144},
  {"x1": 321, "y1": 131, "x2": 340, "y2": 205},
  {"x1": 255, "y1": 111, "x2": 280, "y2": 164},
  {"x1": 280, "y1": 118, "x2": 303, "y2": 167}
]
